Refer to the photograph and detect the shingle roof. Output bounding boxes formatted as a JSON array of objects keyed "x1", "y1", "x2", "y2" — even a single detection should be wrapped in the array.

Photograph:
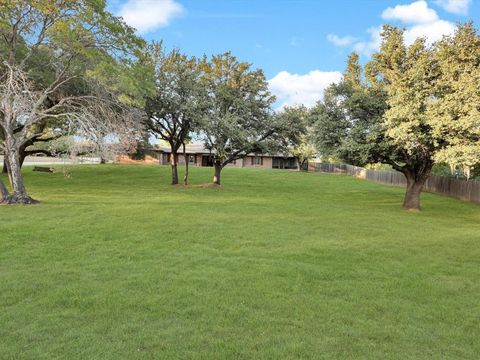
[
  {"x1": 153, "y1": 142, "x2": 295, "y2": 158},
  {"x1": 155, "y1": 143, "x2": 211, "y2": 154}
]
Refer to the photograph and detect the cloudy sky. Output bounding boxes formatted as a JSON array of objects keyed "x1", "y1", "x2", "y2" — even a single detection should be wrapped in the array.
[{"x1": 108, "y1": 0, "x2": 479, "y2": 108}]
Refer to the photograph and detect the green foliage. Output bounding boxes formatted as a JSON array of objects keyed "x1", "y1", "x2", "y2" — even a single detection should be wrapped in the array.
[
  {"x1": 313, "y1": 24, "x2": 480, "y2": 209},
  {"x1": 0, "y1": 0, "x2": 145, "y2": 201},
  {"x1": 344, "y1": 52, "x2": 362, "y2": 88},
  {"x1": 144, "y1": 44, "x2": 205, "y2": 152},
  {"x1": 27, "y1": 135, "x2": 72, "y2": 154},
  {"x1": 369, "y1": 23, "x2": 480, "y2": 174},
  {"x1": 311, "y1": 65, "x2": 387, "y2": 166},
  {"x1": 130, "y1": 132, "x2": 150, "y2": 160},
  {"x1": 276, "y1": 105, "x2": 316, "y2": 167},
  {"x1": 199, "y1": 52, "x2": 276, "y2": 165},
  {"x1": 276, "y1": 105, "x2": 310, "y2": 149},
  {"x1": 370, "y1": 27, "x2": 440, "y2": 172},
  {"x1": 429, "y1": 23, "x2": 480, "y2": 177},
  {"x1": 0, "y1": 0, "x2": 144, "y2": 103},
  {"x1": 431, "y1": 162, "x2": 480, "y2": 180},
  {"x1": 314, "y1": 23, "x2": 480, "y2": 189},
  {"x1": 431, "y1": 163, "x2": 456, "y2": 177}
]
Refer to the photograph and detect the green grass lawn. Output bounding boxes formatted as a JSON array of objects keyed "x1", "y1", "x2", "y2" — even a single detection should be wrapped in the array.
[{"x1": 1, "y1": 165, "x2": 479, "y2": 359}]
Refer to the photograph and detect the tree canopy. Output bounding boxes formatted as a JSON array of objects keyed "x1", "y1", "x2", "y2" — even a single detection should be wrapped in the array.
[
  {"x1": 144, "y1": 44, "x2": 205, "y2": 185},
  {"x1": 199, "y1": 52, "x2": 277, "y2": 185},
  {"x1": 276, "y1": 105, "x2": 316, "y2": 170},
  {"x1": 313, "y1": 23, "x2": 480, "y2": 210},
  {"x1": 0, "y1": 0, "x2": 143, "y2": 203},
  {"x1": 312, "y1": 53, "x2": 388, "y2": 167},
  {"x1": 1, "y1": 2, "x2": 478, "y2": 210}
]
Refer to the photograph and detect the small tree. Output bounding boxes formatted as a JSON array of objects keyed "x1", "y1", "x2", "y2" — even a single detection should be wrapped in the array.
[
  {"x1": 144, "y1": 45, "x2": 204, "y2": 185},
  {"x1": 276, "y1": 105, "x2": 316, "y2": 170},
  {"x1": 291, "y1": 142, "x2": 316, "y2": 171},
  {"x1": 199, "y1": 52, "x2": 276, "y2": 185},
  {"x1": 313, "y1": 54, "x2": 387, "y2": 167}
]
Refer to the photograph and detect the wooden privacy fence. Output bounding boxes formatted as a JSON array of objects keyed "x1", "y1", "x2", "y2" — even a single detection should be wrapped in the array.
[{"x1": 309, "y1": 162, "x2": 480, "y2": 204}]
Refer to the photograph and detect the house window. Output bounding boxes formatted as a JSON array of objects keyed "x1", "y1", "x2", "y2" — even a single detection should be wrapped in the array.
[
  {"x1": 189, "y1": 155, "x2": 195, "y2": 163},
  {"x1": 251, "y1": 156, "x2": 263, "y2": 165}
]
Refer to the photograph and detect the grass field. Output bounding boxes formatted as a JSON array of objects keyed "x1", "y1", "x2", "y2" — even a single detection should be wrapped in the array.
[{"x1": 1, "y1": 165, "x2": 479, "y2": 359}]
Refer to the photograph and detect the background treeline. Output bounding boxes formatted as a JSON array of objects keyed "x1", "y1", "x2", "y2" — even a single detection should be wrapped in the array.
[
  {"x1": 0, "y1": 1, "x2": 308, "y2": 204},
  {"x1": 0, "y1": 1, "x2": 479, "y2": 212}
]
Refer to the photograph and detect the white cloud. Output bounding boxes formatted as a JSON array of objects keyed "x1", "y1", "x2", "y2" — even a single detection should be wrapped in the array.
[
  {"x1": 404, "y1": 19, "x2": 456, "y2": 45},
  {"x1": 434, "y1": 0, "x2": 471, "y2": 15},
  {"x1": 353, "y1": 19, "x2": 456, "y2": 55},
  {"x1": 268, "y1": 70, "x2": 342, "y2": 109},
  {"x1": 118, "y1": 0, "x2": 184, "y2": 33},
  {"x1": 353, "y1": 26, "x2": 382, "y2": 55},
  {"x1": 289, "y1": 37, "x2": 303, "y2": 47},
  {"x1": 382, "y1": 0, "x2": 438, "y2": 24},
  {"x1": 327, "y1": 34, "x2": 358, "y2": 47},
  {"x1": 350, "y1": 1, "x2": 457, "y2": 55}
]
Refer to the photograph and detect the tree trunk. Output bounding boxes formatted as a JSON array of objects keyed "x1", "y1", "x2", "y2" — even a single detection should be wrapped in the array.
[
  {"x1": 5, "y1": 153, "x2": 13, "y2": 187},
  {"x1": 19, "y1": 148, "x2": 27, "y2": 168},
  {"x1": 297, "y1": 158, "x2": 304, "y2": 171},
  {"x1": 5, "y1": 144, "x2": 37, "y2": 204},
  {"x1": 0, "y1": 178, "x2": 10, "y2": 203},
  {"x1": 3, "y1": 143, "x2": 28, "y2": 174},
  {"x1": 183, "y1": 143, "x2": 189, "y2": 186},
  {"x1": 402, "y1": 172, "x2": 429, "y2": 211},
  {"x1": 170, "y1": 152, "x2": 179, "y2": 185},
  {"x1": 213, "y1": 161, "x2": 222, "y2": 185}
]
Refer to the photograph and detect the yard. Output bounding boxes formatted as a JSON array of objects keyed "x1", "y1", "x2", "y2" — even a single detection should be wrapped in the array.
[{"x1": 1, "y1": 165, "x2": 479, "y2": 359}]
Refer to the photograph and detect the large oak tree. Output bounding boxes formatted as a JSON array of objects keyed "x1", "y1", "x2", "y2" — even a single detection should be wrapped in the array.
[
  {"x1": 0, "y1": 0, "x2": 141, "y2": 204},
  {"x1": 314, "y1": 23, "x2": 480, "y2": 211}
]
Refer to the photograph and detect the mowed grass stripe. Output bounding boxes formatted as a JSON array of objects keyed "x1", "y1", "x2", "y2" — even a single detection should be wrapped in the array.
[{"x1": 1, "y1": 165, "x2": 479, "y2": 359}]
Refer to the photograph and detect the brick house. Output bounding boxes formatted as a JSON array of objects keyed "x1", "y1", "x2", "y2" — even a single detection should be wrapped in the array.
[{"x1": 153, "y1": 143, "x2": 299, "y2": 170}]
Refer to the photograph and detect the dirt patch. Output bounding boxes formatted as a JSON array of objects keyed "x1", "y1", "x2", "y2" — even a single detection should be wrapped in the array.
[
  {"x1": 174, "y1": 183, "x2": 222, "y2": 190},
  {"x1": 115, "y1": 155, "x2": 159, "y2": 165}
]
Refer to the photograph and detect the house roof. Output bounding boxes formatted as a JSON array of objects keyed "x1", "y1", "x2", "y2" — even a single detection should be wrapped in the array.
[
  {"x1": 153, "y1": 142, "x2": 295, "y2": 158},
  {"x1": 154, "y1": 143, "x2": 211, "y2": 154}
]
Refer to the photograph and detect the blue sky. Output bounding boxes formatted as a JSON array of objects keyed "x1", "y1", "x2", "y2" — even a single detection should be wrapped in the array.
[{"x1": 108, "y1": 0, "x2": 479, "y2": 108}]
